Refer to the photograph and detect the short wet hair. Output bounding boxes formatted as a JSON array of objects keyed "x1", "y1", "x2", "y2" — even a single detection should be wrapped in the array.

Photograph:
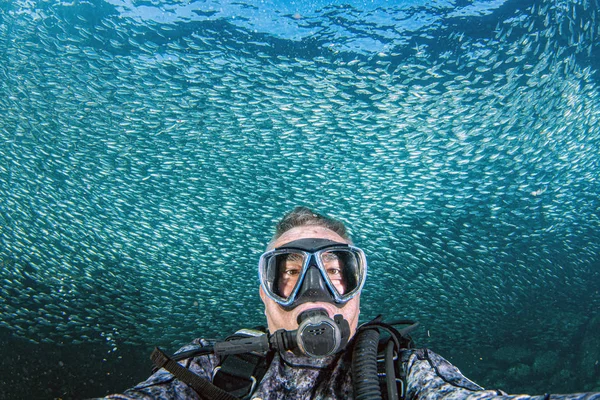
[{"x1": 270, "y1": 206, "x2": 352, "y2": 246}]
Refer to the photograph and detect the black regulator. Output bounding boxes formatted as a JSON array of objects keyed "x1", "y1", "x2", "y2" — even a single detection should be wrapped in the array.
[{"x1": 213, "y1": 308, "x2": 350, "y2": 358}]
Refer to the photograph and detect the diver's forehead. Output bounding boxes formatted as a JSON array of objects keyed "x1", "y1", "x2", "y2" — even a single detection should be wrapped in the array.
[{"x1": 269, "y1": 226, "x2": 349, "y2": 250}]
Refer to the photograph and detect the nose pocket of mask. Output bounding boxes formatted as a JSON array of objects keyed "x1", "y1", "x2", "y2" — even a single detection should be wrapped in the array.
[{"x1": 295, "y1": 265, "x2": 333, "y2": 303}]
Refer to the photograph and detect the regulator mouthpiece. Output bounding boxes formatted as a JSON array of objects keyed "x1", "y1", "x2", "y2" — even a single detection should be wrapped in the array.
[
  {"x1": 297, "y1": 309, "x2": 346, "y2": 357},
  {"x1": 271, "y1": 308, "x2": 351, "y2": 358}
]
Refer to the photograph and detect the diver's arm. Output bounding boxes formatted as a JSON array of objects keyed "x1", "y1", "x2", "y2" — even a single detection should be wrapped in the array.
[
  {"x1": 93, "y1": 339, "x2": 219, "y2": 400},
  {"x1": 401, "y1": 349, "x2": 600, "y2": 400}
]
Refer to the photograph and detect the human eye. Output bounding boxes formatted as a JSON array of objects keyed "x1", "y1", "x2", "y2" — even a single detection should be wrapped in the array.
[
  {"x1": 284, "y1": 267, "x2": 301, "y2": 277},
  {"x1": 327, "y1": 268, "x2": 342, "y2": 277},
  {"x1": 281, "y1": 254, "x2": 303, "y2": 278}
]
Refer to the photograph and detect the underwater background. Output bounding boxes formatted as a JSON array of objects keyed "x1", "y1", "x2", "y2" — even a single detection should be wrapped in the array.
[{"x1": 1, "y1": 0, "x2": 599, "y2": 398}]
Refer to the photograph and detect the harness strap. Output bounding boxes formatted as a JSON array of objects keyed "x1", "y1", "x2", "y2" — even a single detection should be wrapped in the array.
[
  {"x1": 212, "y1": 352, "x2": 265, "y2": 399},
  {"x1": 150, "y1": 347, "x2": 239, "y2": 400}
]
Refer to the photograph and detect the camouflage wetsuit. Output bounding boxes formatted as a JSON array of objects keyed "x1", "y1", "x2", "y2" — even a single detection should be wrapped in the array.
[{"x1": 101, "y1": 338, "x2": 600, "y2": 400}]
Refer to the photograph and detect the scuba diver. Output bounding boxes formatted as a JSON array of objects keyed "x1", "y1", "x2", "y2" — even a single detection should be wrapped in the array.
[{"x1": 98, "y1": 207, "x2": 600, "y2": 400}]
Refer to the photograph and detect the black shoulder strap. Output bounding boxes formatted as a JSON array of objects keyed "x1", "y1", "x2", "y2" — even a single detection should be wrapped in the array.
[
  {"x1": 212, "y1": 328, "x2": 274, "y2": 399},
  {"x1": 151, "y1": 347, "x2": 239, "y2": 400},
  {"x1": 212, "y1": 351, "x2": 273, "y2": 399}
]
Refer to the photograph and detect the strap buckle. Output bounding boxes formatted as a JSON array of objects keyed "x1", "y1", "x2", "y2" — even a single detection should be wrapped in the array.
[{"x1": 213, "y1": 366, "x2": 258, "y2": 399}]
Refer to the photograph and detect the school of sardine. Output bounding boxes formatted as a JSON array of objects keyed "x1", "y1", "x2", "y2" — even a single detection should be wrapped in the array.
[{"x1": 0, "y1": 0, "x2": 599, "y2": 393}]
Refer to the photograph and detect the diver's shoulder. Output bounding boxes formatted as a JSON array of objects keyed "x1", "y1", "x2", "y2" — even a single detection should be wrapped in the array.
[
  {"x1": 400, "y1": 348, "x2": 485, "y2": 392},
  {"x1": 399, "y1": 347, "x2": 454, "y2": 361}
]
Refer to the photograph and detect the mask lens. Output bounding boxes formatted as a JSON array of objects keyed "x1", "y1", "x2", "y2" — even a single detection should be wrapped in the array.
[
  {"x1": 319, "y1": 249, "x2": 362, "y2": 297},
  {"x1": 276, "y1": 252, "x2": 305, "y2": 298},
  {"x1": 263, "y1": 251, "x2": 308, "y2": 301}
]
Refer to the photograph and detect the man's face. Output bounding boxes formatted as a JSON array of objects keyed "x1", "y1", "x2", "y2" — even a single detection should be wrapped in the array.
[{"x1": 259, "y1": 225, "x2": 361, "y2": 339}]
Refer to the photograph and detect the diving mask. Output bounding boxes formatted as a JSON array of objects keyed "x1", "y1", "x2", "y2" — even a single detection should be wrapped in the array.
[{"x1": 258, "y1": 238, "x2": 367, "y2": 310}]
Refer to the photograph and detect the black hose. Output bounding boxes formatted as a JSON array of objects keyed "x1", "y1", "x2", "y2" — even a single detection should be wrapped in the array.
[
  {"x1": 171, "y1": 346, "x2": 215, "y2": 361},
  {"x1": 384, "y1": 340, "x2": 398, "y2": 400},
  {"x1": 352, "y1": 328, "x2": 382, "y2": 400},
  {"x1": 398, "y1": 322, "x2": 420, "y2": 338}
]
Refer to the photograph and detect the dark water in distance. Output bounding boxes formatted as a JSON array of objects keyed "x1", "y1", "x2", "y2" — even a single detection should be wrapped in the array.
[{"x1": 1, "y1": 0, "x2": 599, "y2": 398}]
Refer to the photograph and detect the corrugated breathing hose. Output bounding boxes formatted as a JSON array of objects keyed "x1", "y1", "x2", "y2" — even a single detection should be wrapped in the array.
[{"x1": 352, "y1": 328, "x2": 382, "y2": 400}]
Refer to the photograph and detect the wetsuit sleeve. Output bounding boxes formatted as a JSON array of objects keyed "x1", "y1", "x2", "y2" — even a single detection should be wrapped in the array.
[
  {"x1": 401, "y1": 348, "x2": 600, "y2": 400},
  {"x1": 95, "y1": 339, "x2": 220, "y2": 400}
]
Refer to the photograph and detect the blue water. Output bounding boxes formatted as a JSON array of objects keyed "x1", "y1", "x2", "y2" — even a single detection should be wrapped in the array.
[{"x1": 0, "y1": 0, "x2": 599, "y2": 398}]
